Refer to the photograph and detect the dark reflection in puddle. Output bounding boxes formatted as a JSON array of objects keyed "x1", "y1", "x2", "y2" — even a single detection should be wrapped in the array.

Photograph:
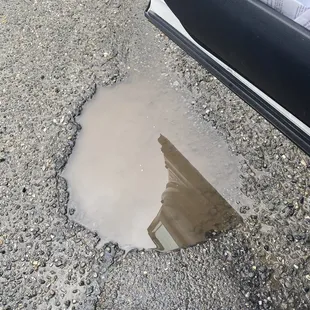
[
  {"x1": 148, "y1": 135, "x2": 242, "y2": 251},
  {"x1": 63, "y1": 78, "x2": 245, "y2": 251}
]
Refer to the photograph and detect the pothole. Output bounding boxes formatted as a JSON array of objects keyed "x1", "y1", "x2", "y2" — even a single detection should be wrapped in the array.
[{"x1": 63, "y1": 76, "x2": 248, "y2": 250}]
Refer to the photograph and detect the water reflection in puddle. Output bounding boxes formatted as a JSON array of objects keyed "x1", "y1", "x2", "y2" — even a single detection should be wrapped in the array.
[
  {"x1": 148, "y1": 134, "x2": 242, "y2": 250},
  {"x1": 63, "y1": 77, "x2": 244, "y2": 250}
]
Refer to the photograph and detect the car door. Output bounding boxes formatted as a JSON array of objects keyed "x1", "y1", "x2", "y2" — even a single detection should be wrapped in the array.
[{"x1": 146, "y1": 0, "x2": 310, "y2": 156}]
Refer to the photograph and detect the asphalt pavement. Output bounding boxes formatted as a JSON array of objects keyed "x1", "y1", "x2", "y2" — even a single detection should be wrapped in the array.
[{"x1": 0, "y1": 1, "x2": 309, "y2": 309}]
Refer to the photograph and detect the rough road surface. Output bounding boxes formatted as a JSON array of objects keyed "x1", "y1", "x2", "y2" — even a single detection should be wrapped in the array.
[{"x1": 0, "y1": 1, "x2": 309, "y2": 310}]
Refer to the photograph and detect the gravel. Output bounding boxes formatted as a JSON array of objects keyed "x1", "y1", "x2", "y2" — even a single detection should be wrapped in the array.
[
  {"x1": 99, "y1": 230, "x2": 276, "y2": 310},
  {"x1": 0, "y1": 0, "x2": 309, "y2": 309}
]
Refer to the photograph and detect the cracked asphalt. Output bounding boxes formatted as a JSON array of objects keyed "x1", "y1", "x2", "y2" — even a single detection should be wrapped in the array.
[{"x1": 0, "y1": 0, "x2": 309, "y2": 309}]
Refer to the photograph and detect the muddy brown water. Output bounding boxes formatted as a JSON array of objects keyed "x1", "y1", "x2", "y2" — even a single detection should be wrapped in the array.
[{"x1": 63, "y1": 77, "x2": 246, "y2": 250}]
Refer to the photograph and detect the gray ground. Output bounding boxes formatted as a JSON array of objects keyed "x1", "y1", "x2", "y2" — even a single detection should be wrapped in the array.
[{"x1": 0, "y1": 0, "x2": 309, "y2": 310}]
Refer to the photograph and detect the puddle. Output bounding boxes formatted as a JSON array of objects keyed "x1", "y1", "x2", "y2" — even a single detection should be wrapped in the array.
[{"x1": 63, "y1": 77, "x2": 245, "y2": 250}]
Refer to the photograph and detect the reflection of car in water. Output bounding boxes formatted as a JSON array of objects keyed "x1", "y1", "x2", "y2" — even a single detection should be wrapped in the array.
[
  {"x1": 148, "y1": 135, "x2": 242, "y2": 251},
  {"x1": 146, "y1": 0, "x2": 310, "y2": 156}
]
